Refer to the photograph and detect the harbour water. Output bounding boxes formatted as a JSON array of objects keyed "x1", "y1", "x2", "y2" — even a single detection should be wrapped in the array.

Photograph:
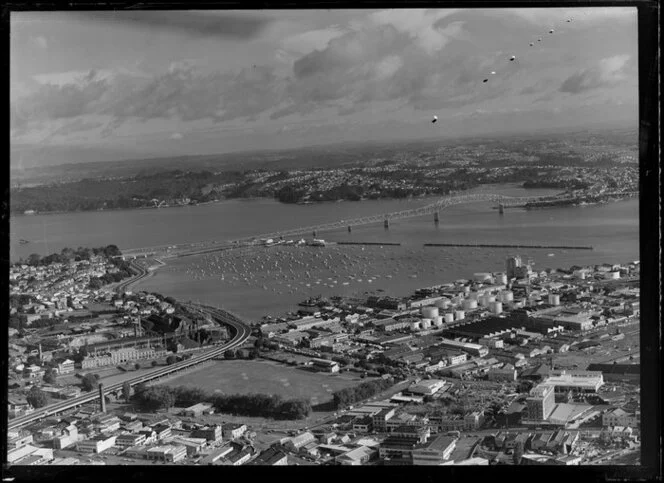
[{"x1": 10, "y1": 184, "x2": 639, "y2": 322}]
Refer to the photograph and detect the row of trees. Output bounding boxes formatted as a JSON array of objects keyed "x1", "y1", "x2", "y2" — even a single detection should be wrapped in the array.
[
  {"x1": 16, "y1": 245, "x2": 122, "y2": 267},
  {"x1": 332, "y1": 377, "x2": 395, "y2": 409},
  {"x1": 130, "y1": 384, "x2": 312, "y2": 420}
]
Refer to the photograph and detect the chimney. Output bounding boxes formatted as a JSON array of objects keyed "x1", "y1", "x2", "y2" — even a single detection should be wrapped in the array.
[
  {"x1": 99, "y1": 383, "x2": 106, "y2": 413},
  {"x1": 38, "y1": 343, "x2": 43, "y2": 361}
]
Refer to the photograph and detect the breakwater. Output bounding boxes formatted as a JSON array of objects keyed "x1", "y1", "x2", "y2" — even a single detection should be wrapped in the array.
[
  {"x1": 423, "y1": 243, "x2": 593, "y2": 250},
  {"x1": 336, "y1": 241, "x2": 402, "y2": 246}
]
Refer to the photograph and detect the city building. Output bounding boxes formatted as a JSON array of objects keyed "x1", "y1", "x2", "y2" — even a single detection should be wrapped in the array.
[
  {"x1": 192, "y1": 425, "x2": 223, "y2": 443},
  {"x1": 249, "y1": 447, "x2": 289, "y2": 466},
  {"x1": 310, "y1": 358, "x2": 340, "y2": 373},
  {"x1": 602, "y1": 408, "x2": 641, "y2": 428},
  {"x1": 146, "y1": 445, "x2": 187, "y2": 463},
  {"x1": 76, "y1": 434, "x2": 117, "y2": 454},
  {"x1": 181, "y1": 402, "x2": 214, "y2": 418},
  {"x1": 336, "y1": 446, "x2": 378, "y2": 466},
  {"x1": 115, "y1": 433, "x2": 147, "y2": 449},
  {"x1": 526, "y1": 384, "x2": 556, "y2": 421},
  {"x1": 411, "y1": 435, "x2": 457, "y2": 465},
  {"x1": 540, "y1": 370, "x2": 604, "y2": 394},
  {"x1": 222, "y1": 423, "x2": 247, "y2": 440}
]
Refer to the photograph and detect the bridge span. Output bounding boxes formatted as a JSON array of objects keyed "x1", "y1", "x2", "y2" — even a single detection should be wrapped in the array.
[{"x1": 121, "y1": 190, "x2": 636, "y2": 259}]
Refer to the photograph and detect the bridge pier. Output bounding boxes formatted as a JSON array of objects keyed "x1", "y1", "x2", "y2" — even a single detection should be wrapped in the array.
[
  {"x1": 313, "y1": 230, "x2": 317, "y2": 238},
  {"x1": 384, "y1": 218, "x2": 389, "y2": 229},
  {"x1": 498, "y1": 203, "x2": 504, "y2": 215},
  {"x1": 348, "y1": 226, "x2": 352, "y2": 233},
  {"x1": 434, "y1": 212, "x2": 439, "y2": 224}
]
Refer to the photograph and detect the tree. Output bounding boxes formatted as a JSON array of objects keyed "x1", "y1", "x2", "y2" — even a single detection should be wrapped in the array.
[
  {"x1": 134, "y1": 363, "x2": 141, "y2": 370},
  {"x1": 224, "y1": 349, "x2": 236, "y2": 360},
  {"x1": 166, "y1": 355, "x2": 177, "y2": 365},
  {"x1": 43, "y1": 369, "x2": 57, "y2": 385},
  {"x1": 81, "y1": 373, "x2": 100, "y2": 392},
  {"x1": 151, "y1": 360, "x2": 158, "y2": 367},
  {"x1": 26, "y1": 386, "x2": 48, "y2": 408},
  {"x1": 122, "y1": 381, "x2": 131, "y2": 402}
]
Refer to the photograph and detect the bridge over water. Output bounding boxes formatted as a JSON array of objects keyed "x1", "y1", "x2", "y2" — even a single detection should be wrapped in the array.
[{"x1": 122, "y1": 191, "x2": 636, "y2": 259}]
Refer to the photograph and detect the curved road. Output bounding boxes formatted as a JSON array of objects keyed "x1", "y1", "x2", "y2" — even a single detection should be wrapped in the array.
[{"x1": 7, "y1": 303, "x2": 251, "y2": 431}]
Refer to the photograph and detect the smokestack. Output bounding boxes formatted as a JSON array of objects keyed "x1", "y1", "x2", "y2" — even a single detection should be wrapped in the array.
[
  {"x1": 38, "y1": 344, "x2": 43, "y2": 361},
  {"x1": 99, "y1": 383, "x2": 106, "y2": 413}
]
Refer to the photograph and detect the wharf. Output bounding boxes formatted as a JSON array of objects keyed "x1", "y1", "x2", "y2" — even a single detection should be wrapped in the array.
[
  {"x1": 423, "y1": 243, "x2": 593, "y2": 250},
  {"x1": 336, "y1": 241, "x2": 402, "y2": 246}
]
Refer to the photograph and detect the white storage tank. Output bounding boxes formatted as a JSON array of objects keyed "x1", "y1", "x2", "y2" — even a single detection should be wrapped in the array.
[
  {"x1": 421, "y1": 318, "x2": 432, "y2": 330},
  {"x1": 435, "y1": 299, "x2": 450, "y2": 309},
  {"x1": 548, "y1": 294, "x2": 560, "y2": 306},
  {"x1": 433, "y1": 316, "x2": 443, "y2": 327},
  {"x1": 479, "y1": 296, "x2": 491, "y2": 307},
  {"x1": 605, "y1": 271, "x2": 620, "y2": 280},
  {"x1": 444, "y1": 313, "x2": 455, "y2": 324},
  {"x1": 462, "y1": 299, "x2": 478, "y2": 310},
  {"x1": 421, "y1": 306, "x2": 439, "y2": 319},
  {"x1": 500, "y1": 291, "x2": 514, "y2": 303},
  {"x1": 463, "y1": 286, "x2": 470, "y2": 294},
  {"x1": 469, "y1": 291, "x2": 480, "y2": 301},
  {"x1": 495, "y1": 273, "x2": 508, "y2": 285},
  {"x1": 410, "y1": 321, "x2": 421, "y2": 331},
  {"x1": 455, "y1": 310, "x2": 465, "y2": 321},
  {"x1": 490, "y1": 301, "x2": 503, "y2": 314},
  {"x1": 473, "y1": 272, "x2": 492, "y2": 282}
]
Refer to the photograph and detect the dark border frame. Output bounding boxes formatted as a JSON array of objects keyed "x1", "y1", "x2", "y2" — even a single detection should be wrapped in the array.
[{"x1": 1, "y1": 1, "x2": 660, "y2": 481}]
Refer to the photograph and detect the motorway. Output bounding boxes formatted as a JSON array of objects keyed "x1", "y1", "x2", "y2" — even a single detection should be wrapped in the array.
[{"x1": 7, "y1": 303, "x2": 251, "y2": 431}]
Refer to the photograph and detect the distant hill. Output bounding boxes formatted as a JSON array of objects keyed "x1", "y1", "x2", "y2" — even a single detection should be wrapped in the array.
[{"x1": 10, "y1": 124, "x2": 637, "y2": 187}]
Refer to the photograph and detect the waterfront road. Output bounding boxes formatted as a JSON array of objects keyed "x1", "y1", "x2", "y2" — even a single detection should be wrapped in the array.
[{"x1": 7, "y1": 303, "x2": 251, "y2": 431}]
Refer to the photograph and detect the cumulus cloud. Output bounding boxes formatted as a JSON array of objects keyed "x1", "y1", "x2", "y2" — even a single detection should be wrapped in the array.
[
  {"x1": 559, "y1": 54, "x2": 630, "y2": 93},
  {"x1": 368, "y1": 9, "x2": 461, "y2": 54},
  {"x1": 170, "y1": 132, "x2": 183, "y2": 140}
]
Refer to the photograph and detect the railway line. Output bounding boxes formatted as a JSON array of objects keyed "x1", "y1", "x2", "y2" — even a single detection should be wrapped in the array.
[{"x1": 7, "y1": 304, "x2": 251, "y2": 431}]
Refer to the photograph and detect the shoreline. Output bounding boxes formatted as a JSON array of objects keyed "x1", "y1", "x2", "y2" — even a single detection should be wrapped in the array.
[{"x1": 8, "y1": 183, "x2": 563, "y2": 219}]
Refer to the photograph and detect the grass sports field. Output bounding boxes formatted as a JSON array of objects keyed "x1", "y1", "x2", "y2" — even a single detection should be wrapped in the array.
[{"x1": 160, "y1": 359, "x2": 372, "y2": 406}]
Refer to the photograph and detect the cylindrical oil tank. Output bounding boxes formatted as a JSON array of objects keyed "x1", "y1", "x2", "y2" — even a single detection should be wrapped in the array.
[
  {"x1": 421, "y1": 319, "x2": 432, "y2": 330},
  {"x1": 435, "y1": 299, "x2": 450, "y2": 309},
  {"x1": 422, "y1": 306, "x2": 439, "y2": 319},
  {"x1": 433, "y1": 316, "x2": 443, "y2": 327},
  {"x1": 463, "y1": 299, "x2": 478, "y2": 310},
  {"x1": 490, "y1": 301, "x2": 503, "y2": 314},
  {"x1": 455, "y1": 310, "x2": 465, "y2": 321},
  {"x1": 548, "y1": 294, "x2": 560, "y2": 306},
  {"x1": 410, "y1": 321, "x2": 421, "y2": 331},
  {"x1": 444, "y1": 313, "x2": 455, "y2": 323}
]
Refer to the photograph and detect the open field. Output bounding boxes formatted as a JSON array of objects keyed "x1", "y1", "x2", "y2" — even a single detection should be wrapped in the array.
[{"x1": 159, "y1": 359, "x2": 372, "y2": 406}]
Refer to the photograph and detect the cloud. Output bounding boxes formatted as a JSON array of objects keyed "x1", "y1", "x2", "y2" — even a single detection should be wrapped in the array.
[
  {"x1": 50, "y1": 119, "x2": 104, "y2": 137},
  {"x1": 281, "y1": 26, "x2": 348, "y2": 54},
  {"x1": 368, "y1": 9, "x2": 462, "y2": 54},
  {"x1": 74, "y1": 11, "x2": 271, "y2": 40},
  {"x1": 170, "y1": 132, "x2": 183, "y2": 140},
  {"x1": 11, "y1": 70, "x2": 109, "y2": 130},
  {"x1": 559, "y1": 54, "x2": 630, "y2": 93}
]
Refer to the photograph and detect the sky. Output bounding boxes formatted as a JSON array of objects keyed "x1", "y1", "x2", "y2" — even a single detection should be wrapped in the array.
[{"x1": 10, "y1": 8, "x2": 638, "y2": 169}]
